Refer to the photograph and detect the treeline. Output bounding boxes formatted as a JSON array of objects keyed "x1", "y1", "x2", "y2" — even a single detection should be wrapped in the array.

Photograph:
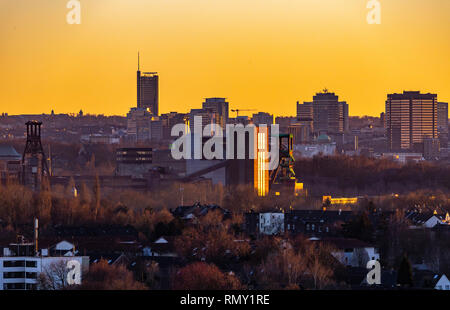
[{"x1": 295, "y1": 155, "x2": 450, "y2": 196}]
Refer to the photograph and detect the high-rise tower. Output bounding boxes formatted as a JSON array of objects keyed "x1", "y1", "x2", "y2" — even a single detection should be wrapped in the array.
[
  {"x1": 385, "y1": 91, "x2": 437, "y2": 151},
  {"x1": 137, "y1": 53, "x2": 159, "y2": 115}
]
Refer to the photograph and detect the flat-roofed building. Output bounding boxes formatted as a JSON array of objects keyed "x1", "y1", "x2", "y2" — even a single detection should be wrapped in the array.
[
  {"x1": 437, "y1": 102, "x2": 448, "y2": 147},
  {"x1": 298, "y1": 90, "x2": 349, "y2": 134},
  {"x1": 386, "y1": 91, "x2": 437, "y2": 152},
  {"x1": 202, "y1": 98, "x2": 229, "y2": 129},
  {"x1": 115, "y1": 147, "x2": 153, "y2": 178}
]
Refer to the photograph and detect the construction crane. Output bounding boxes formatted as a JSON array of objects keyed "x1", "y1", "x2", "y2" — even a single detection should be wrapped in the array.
[{"x1": 231, "y1": 109, "x2": 256, "y2": 117}]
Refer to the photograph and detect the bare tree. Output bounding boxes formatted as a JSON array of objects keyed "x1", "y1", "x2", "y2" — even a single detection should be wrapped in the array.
[{"x1": 37, "y1": 260, "x2": 70, "y2": 290}]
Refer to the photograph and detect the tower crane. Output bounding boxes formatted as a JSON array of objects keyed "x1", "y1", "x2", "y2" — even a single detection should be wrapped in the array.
[{"x1": 231, "y1": 109, "x2": 256, "y2": 117}]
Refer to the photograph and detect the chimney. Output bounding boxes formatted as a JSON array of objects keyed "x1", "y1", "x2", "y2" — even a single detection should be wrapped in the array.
[{"x1": 34, "y1": 218, "x2": 39, "y2": 255}]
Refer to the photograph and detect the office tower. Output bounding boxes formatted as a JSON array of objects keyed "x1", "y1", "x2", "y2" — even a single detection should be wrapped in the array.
[
  {"x1": 137, "y1": 54, "x2": 159, "y2": 115},
  {"x1": 126, "y1": 107, "x2": 152, "y2": 143},
  {"x1": 189, "y1": 108, "x2": 220, "y2": 134},
  {"x1": 423, "y1": 137, "x2": 440, "y2": 160},
  {"x1": 202, "y1": 98, "x2": 229, "y2": 129},
  {"x1": 252, "y1": 112, "x2": 274, "y2": 126},
  {"x1": 296, "y1": 101, "x2": 314, "y2": 135},
  {"x1": 298, "y1": 90, "x2": 348, "y2": 134},
  {"x1": 288, "y1": 123, "x2": 311, "y2": 144},
  {"x1": 150, "y1": 118, "x2": 164, "y2": 142},
  {"x1": 380, "y1": 112, "x2": 386, "y2": 128},
  {"x1": 385, "y1": 91, "x2": 437, "y2": 151},
  {"x1": 275, "y1": 116, "x2": 297, "y2": 134},
  {"x1": 161, "y1": 112, "x2": 188, "y2": 140},
  {"x1": 297, "y1": 101, "x2": 313, "y2": 121},
  {"x1": 437, "y1": 102, "x2": 448, "y2": 147}
]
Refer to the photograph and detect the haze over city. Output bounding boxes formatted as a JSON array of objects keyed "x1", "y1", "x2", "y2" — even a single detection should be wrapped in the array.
[{"x1": 1, "y1": 0, "x2": 449, "y2": 116}]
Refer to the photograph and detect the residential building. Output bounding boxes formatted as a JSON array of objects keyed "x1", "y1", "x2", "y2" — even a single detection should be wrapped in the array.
[
  {"x1": 313, "y1": 238, "x2": 380, "y2": 268},
  {"x1": 0, "y1": 240, "x2": 89, "y2": 290},
  {"x1": 435, "y1": 274, "x2": 450, "y2": 290},
  {"x1": 285, "y1": 210, "x2": 353, "y2": 236}
]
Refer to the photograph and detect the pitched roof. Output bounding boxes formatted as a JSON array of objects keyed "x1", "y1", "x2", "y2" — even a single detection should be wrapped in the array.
[
  {"x1": 0, "y1": 145, "x2": 21, "y2": 160},
  {"x1": 314, "y1": 237, "x2": 374, "y2": 249},
  {"x1": 286, "y1": 210, "x2": 354, "y2": 223}
]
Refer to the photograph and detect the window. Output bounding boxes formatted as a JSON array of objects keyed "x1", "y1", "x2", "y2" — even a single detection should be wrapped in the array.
[
  {"x1": 4, "y1": 272, "x2": 26, "y2": 279},
  {"x1": 26, "y1": 261, "x2": 37, "y2": 268},
  {"x1": 3, "y1": 260, "x2": 25, "y2": 267},
  {"x1": 26, "y1": 272, "x2": 37, "y2": 279},
  {"x1": 4, "y1": 283, "x2": 25, "y2": 290}
]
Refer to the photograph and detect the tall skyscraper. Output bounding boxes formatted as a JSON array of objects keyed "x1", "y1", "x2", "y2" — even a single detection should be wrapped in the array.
[
  {"x1": 385, "y1": 91, "x2": 437, "y2": 151},
  {"x1": 137, "y1": 53, "x2": 159, "y2": 116},
  {"x1": 437, "y1": 102, "x2": 449, "y2": 147},
  {"x1": 297, "y1": 90, "x2": 348, "y2": 134},
  {"x1": 202, "y1": 98, "x2": 229, "y2": 129}
]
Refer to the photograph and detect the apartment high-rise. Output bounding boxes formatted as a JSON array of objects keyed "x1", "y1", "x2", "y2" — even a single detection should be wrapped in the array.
[
  {"x1": 437, "y1": 102, "x2": 448, "y2": 147},
  {"x1": 297, "y1": 90, "x2": 349, "y2": 134},
  {"x1": 137, "y1": 54, "x2": 159, "y2": 115},
  {"x1": 385, "y1": 91, "x2": 437, "y2": 152}
]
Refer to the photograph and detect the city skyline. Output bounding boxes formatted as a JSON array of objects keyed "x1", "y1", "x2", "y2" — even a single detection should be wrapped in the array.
[{"x1": 1, "y1": 0, "x2": 449, "y2": 117}]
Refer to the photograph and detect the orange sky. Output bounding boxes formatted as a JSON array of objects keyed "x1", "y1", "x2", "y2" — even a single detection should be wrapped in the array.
[{"x1": 0, "y1": 0, "x2": 449, "y2": 117}]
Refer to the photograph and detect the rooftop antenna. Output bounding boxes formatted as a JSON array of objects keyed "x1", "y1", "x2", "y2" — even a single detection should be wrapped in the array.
[{"x1": 138, "y1": 52, "x2": 140, "y2": 71}]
